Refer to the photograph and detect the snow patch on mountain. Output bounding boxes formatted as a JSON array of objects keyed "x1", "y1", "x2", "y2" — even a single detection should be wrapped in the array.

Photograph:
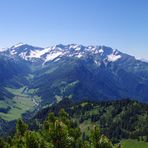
[
  {"x1": 107, "y1": 54, "x2": 121, "y2": 62},
  {"x1": 11, "y1": 43, "x2": 25, "y2": 49},
  {"x1": 0, "y1": 48, "x2": 8, "y2": 52},
  {"x1": 69, "y1": 44, "x2": 81, "y2": 51},
  {"x1": 45, "y1": 51, "x2": 63, "y2": 62},
  {"x1": 10, "y1": 49, "x2": 17, "y2": 55},
  {"x1": 135, "y1": 57, "x2": 148, "y2": 63},
  {"x1": 28, "y1": 48, "x2": 49, "y2": 58},
  {"x1": 99, "y1": 49, "x2": 104, "y2": 53},
  {"x1": 76, "y1": 53, "x2": 83, "y2": 58},
  {"x1": 20, "y1": 52, "x2": 28, "y2": 60}
]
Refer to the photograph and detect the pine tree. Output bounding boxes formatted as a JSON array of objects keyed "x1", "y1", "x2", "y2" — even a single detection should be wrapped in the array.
[
  {"x1": 91, "y1": 125, "x2": 101, "y2": 147},
  {"x1": 16, "y1": 119, "x2": 28, "y2": 136}
]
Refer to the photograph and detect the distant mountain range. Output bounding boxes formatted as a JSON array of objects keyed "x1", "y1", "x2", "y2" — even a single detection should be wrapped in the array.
[
  {"x1": 1, "y1": 43, "x2": 123, "y2": 63},
  {"x1": 0, "y1": 43, "x2": 148, "y2": 106}
]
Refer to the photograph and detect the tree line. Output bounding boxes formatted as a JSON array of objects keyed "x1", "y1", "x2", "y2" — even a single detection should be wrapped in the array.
[{"x1": 0, "y1": 109, "x2": 113, "y2": 148}]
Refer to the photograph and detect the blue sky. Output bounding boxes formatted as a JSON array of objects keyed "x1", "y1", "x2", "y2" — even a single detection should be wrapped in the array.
[{"x1": 0, "y1": 0, "x2": 148, "y2": 59}]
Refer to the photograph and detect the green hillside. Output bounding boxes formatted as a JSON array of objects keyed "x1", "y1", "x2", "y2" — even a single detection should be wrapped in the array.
[
  {"x1": 119, "y1": 140, "x2": 148, "y2": 148},
  {"x1": 35, "y1": 99, "x2": 148, "y2": 143},
  {"x1": 1, "y1": 104, "x2": 148, "y2": 148}
]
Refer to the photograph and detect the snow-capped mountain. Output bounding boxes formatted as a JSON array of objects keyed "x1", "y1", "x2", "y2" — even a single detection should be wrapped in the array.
[
  {"x1": 0, "y1": 43, "x2": 127, "y2": 65},
  {"x1": 136, "y1": 58, "x2": 148, "y2": 63},
  {"x1": 1, "y1": 43, "x2": 148, "y2": 104},
  {"x1": 1, "y1": 43, "x2": 43, "y2": 60}
]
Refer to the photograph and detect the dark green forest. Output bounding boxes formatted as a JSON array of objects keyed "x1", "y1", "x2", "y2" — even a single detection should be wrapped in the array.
[
  {"x1": 0, "y1": 109, "x2": 113, "y2": 148},
  {"x1": 34, "y1": 99, "x2": 148, "y2": 143}
]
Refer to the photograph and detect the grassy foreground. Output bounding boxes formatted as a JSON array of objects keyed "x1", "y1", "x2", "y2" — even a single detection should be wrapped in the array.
[{"x1": 115, "y1": 139, "x2": 148, "y2": 148}]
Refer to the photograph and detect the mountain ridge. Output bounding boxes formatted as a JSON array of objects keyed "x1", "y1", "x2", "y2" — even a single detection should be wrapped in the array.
[
  {"x1": 0, "y1": 43, "x2": 131, "y2": 64},
  {"x1": 0, "y1": 43, "x2": 148, "y2": 117}
]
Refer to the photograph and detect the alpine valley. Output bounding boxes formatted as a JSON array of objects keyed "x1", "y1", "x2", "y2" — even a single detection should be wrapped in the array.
[
  {"x1": 0, "y1": 43, "x2": 148, "y2": 110},
  {"x1": 1, "y1": 43, "x2": 148, "y2": 105},
  {"x1": 1, "y1": 43, "x2": 148, "y2": 146}
]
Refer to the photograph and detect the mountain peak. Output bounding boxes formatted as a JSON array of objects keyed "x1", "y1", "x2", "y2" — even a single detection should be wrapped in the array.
[
  {"x1": 11, "y1": 42, "x2": 26, "y2": 49},
  {"x1": 0, "y1": 43, "x2": 125, "y2": 63}
]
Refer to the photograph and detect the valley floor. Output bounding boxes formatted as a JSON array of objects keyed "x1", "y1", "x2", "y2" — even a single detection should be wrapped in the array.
[{"x1": 0, "y1": 86, "x2": 40, "y2": 121}]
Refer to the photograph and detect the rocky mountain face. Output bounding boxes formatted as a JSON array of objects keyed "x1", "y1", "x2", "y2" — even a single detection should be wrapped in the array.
[
  {"x1": 0, "y1": 43, "x2": 148, "y2": 104},
  {"x1": 1, "y1": 43, "x2": 123, "y2": 64}
]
